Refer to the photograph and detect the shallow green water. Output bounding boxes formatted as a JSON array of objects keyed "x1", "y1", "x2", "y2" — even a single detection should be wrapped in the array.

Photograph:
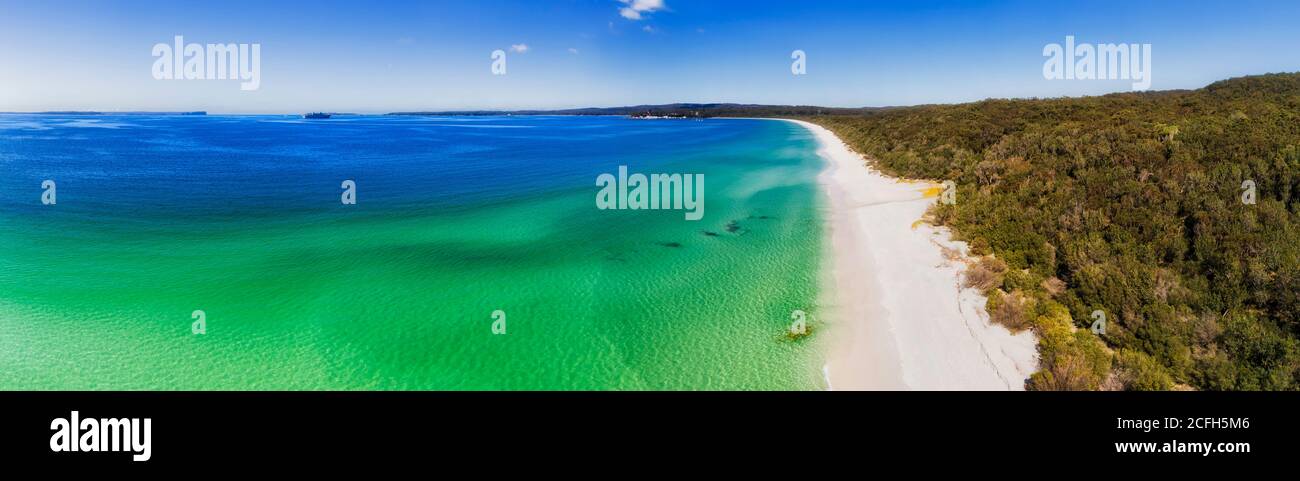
[{"x1": 0, "y1": 114, "x2": 827, "y2": 390}]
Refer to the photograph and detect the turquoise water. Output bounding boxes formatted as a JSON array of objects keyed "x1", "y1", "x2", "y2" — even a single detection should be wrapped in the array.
[{"x1": 0, "y1": 114, "x2": 827, "y2": 390}]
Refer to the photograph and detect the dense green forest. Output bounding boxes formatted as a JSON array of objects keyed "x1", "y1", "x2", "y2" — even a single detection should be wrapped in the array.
[{"x1": 809, "y1": 73, "x2": 1300, "y2": 391}]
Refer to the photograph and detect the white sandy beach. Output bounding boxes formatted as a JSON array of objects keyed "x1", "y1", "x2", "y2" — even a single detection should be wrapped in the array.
[{"x1": 784, "y1": 119, "x2": 1039, "y2": 390}]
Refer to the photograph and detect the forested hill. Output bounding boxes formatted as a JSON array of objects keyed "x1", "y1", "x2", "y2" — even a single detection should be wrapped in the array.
[
  {"x1": 810, "y1": 73, "x2": 1300, "y2": 390},
  {"x1": 389, "y1": 103, "x2": 882, "y2": 117}
]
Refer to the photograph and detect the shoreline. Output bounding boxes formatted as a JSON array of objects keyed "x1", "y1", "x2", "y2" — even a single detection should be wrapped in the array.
[{"x1": 781, "y1": 118, "x2": 1038, "y2": 390}]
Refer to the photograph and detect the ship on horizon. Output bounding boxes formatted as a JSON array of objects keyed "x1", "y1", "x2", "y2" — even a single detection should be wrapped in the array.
[{"x1": 303, "y1": 112, "x2": 331, "y2": 119}]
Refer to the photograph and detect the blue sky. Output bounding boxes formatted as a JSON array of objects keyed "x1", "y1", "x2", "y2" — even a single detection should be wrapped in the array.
[{"x1": 1, "y1": 0, "x2": 1298, "y2": 113}]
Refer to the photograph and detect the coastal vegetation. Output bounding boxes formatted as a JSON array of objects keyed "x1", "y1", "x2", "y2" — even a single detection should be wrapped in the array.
[
  {"x1": 386, "y1": 76, "x2": 1300, "y2": 390},
  {"x1": 808, "y1": 73, "x2": 1300, "y2": 391}
]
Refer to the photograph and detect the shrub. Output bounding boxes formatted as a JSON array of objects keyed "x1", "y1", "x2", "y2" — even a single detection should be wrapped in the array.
[
  {"x1": 1041, "y1": 277, "x2": 1067, "y2": 296},
  {"x1": 1115, "y1": 349, "x2": 1174, "y2": 391},
  {"x1": 963, "y1": 256, "x2": 1007, "y2": 292},
  {"x1": 1029, "y1": 330, "x2": 1113, "y2": 391},
  {"x1": 988, "y1": 290, "x2": 1031, "y2": 332},
  {"x1": 1004, "y1": 269, "x2": 1043, "y2": 292},
  {"x1": 1028, "y1": 301, "x2": 1113, "y2": 390}
]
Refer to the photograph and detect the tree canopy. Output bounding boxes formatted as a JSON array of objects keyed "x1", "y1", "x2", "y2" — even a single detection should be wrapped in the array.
[{"x1": 810, "y1": 73, "x2": 1300, "y2": 390}]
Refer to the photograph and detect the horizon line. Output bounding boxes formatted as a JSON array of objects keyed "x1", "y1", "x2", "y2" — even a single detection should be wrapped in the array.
[{"x1": 4, "y1": 70, "x2": 1279, "y2": 115}]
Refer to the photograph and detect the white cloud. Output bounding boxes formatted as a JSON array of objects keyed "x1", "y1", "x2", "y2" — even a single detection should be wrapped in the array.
[
  {"x1": 618, "y1": 0, "x2": 665, "y2": 21},
  {"x1": 510, "y1": 44, "x2": 529, "y2": 53},
  {"x1": 568, "y1": 48, "x2": 580, "y2": 54},
  {"x1": 642, "y1": 25, "x2": 656, "y2": 33}
]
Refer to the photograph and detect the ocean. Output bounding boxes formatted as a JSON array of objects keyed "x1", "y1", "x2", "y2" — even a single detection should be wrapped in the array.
[{"x1": 0, "y1": 114, "x2": 827, "y2": 390}]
